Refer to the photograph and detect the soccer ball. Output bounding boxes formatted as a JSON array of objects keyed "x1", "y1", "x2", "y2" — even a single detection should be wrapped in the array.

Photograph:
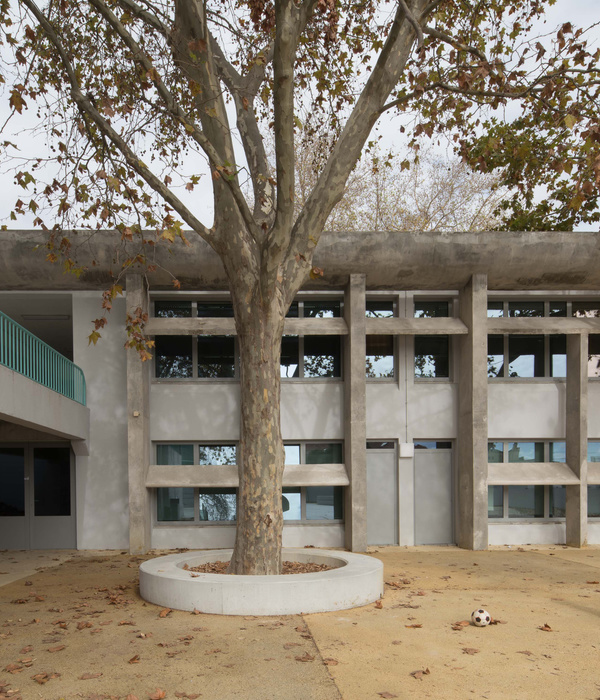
[{"x1": 471, "y1": 608, "x2": 491, "y2": 627}]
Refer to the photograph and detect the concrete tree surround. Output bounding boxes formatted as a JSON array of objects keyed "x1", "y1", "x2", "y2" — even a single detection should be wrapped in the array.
[{"x1": 139, "y1": 549, "x2": 383, "y2": 615}]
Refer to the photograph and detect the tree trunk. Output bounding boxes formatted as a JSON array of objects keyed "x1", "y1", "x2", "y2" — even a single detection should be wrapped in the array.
[{"x1": 228, "y1": 297, "x2": 286, "y2": 575}]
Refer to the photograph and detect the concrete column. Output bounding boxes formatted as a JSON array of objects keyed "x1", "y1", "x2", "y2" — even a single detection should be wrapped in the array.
[
  {"x1": 344, "y1": 274, "x2": 367, "y2": 552},
  {"x1": 566, "y1": 333, "x2": 588, "y2": 547},
  {"x1": 457, "y1": 274, "x2": 488, "y2": 550},
  {"x1": 126, "y1": 273, "x2": 151, "y2": 554}
]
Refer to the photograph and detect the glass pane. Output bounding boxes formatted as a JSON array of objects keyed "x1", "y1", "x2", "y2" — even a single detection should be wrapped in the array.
[
  {"x1": 487, "y1": 335, "x2": 504, "y2": 377},
  {"x1": 197, "y1": 336, "x2": 235, "y2": 378},
  {"x1": 572, "y1": 302, "x2": 600, "y2": 318},
  {"x1": 414, "y1": 336, "x2": 449, "y2": 378},
  {"x1": 550, "y1": 335, "x2": 566, "y2": 378},
  {"x1": 488, "y1": 442, "x2": 504, "y2": 462},
  {"x1": 304, "y1": 336, "x2": 341, "y2": 377},
  {"x1": 0, "y1": 447, "x2": 25, "y2": 516},
  {"x1": 508, "y1": 442, "x2": 544, "y2": 463},
  {"x1": 366, "y1": 336, "x2": 394, "y2": 378},
  {"x1": 508, "y1": 335, "x2": 544, "y2": 377},
  {"x1": 414, "y1": 301, "x2": 449, "y2": 318},
  {"x1": 198, "y1": 445, "x2": 236, "y2": 465},
  {"x1": 286, "y1": 302, "x2": 299, "y2": 318},
  {"x1": 303, "y1": 300, "x2": 341, "y2": 318},
  {"x1": 198, "y1": 489, "x2": 237, "y2": 521},
  {"x1": 588, "y1": 335, "x2": 600, "y2": 378},
  {"x1": 549, "y1": 442, "x2": 566, "y2": 462},
  {"x1": 508, "y1": 485, "x2": 544, "y2": 518},
  {"x1": 155, "y1": 336, "x2": 193, "y2": 378},
  {"x1": 154, "y1": 300, "x2": 192, "y2": 318},
  {"x1": 508, "y1": 301, "x2": 544, "y2": 317},
  {"x1": 197, "y1": 301, "x2": 234, "y2": 317},
  {"x1": 157, "y1": 487, "x2": 194, "y2": 521},
  {"x1": 488, "y1": 486, "x2": 503, "y2": 518},
  {"x1": 366, "y1": 300, "x2": 394, "y2": 318},
  {"x1": 588, "y1": 486, "x2": 600, "y2": 517},
  {"x1": 487, "y1": 302, "x2": 504, "y2": 318},
  {"x1": 587, "y1": 442, "x2": 600, "y2": 462},
  {"x1": 34, "y1": 447, "x2": 71, "y2": 516},
  {"x1": 281, "y1": 336, "x2": 299, "y2": 378},
  {"x1": 306, "y1": 443, "x2": 343, "y2": 464},
  {"x1": 284, "y1": 445, "x2": 301, "y2": 464},
  {"x1": 367, "y1": 441, "x2": 395, "y2": 450},
  {"x1": 156, "y1": 444, "x2": 194, "y2": 465},
  {"x1": 549, "y1": 302, "x2": 567, "y2": 317},
  {"x1": 549, "y1": 486, "x2": 566, "y2": 517},
  {"x1": 282, "y1": 487, "x2": 301, "y2": 520},
  {"x1": 414, "y1": 441, "x2": 452, "y2": 450},
  {"x1": 306, "y1": 486, "x2": 343, "y2": 520}
]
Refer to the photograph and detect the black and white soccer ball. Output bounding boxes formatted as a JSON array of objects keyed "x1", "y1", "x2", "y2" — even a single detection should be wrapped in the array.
[{"x1": 471, "y1": 608, "x2": 491, "y2": 627}]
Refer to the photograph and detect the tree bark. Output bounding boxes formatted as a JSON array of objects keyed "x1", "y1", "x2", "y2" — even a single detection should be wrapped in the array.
[{"x1": 228, "y1": 291, "x2": 287, "y2": 575}]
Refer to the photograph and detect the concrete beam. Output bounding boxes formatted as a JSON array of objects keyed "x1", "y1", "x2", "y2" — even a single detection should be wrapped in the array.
[
  {"x1": 566, "y1": 333, "x2": 588, "y2": 547},
  {"x1": 126, "y1": 274, "x2": 151, "y2": 554},
  {"x1": 3, "y1": 230, "x2": 600, "y2": 291},
  {"x1": 488, "y1": 317, "x2": 600, "y2": 334},
  {"x1": 457, "y1": 274, "x2": 489, "y2": 550},
  {"x1": 145, "y1": 317, "x2": 349, "y2": 336},
  {"x1": 344, "y1": 274, "x2": 367, "y2": 552}
]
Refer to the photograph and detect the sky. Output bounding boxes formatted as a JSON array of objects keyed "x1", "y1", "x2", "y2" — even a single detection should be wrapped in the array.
[{"x1": 0, "y1": 0, "x2": 598, "y2": 231}]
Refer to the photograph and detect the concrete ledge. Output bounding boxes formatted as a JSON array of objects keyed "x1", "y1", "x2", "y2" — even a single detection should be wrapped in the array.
[{"x1": 139, "y1": 548, "x2": 383, "y2": 615}]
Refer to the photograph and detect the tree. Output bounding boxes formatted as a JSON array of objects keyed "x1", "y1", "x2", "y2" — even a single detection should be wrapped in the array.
[
  {"x1": 1, "y1": 0, "x2": 599, "y2": 573},
  {"x1": 294, "y1": 139, "x2": 508, "y2": 231}
]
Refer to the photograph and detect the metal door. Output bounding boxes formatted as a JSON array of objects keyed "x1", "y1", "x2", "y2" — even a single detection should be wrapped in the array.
[
  {"x1": 0, "y1": 445, "x2": 75, "y2": 549},
  {"x1": 414, "y1": 448, "x2": 453, "y2": 545},
  {"x1": 367, "y1": 447, "x2": 398, "y2": 545}
]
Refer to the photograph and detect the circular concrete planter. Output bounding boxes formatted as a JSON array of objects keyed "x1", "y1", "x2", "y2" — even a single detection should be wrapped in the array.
[{"x1": 139, "y1": 548, "x2": 383, "y2": 615}]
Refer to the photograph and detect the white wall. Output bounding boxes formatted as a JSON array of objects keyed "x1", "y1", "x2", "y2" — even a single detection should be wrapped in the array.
[
  {"x1": 489, "y1": 382, "x2": 565, "y2": 438},
  {"x1": 488, "y1": 522, "x2": 566, "y2": 546},
  {"x1": 72, "y1": 293, "x2": 129, "y2": 549}
]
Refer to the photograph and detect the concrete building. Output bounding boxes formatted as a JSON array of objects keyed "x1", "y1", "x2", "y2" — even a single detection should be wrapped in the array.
[{"x1": 2, "y1": 229, "x2": 600, "y2": 552}]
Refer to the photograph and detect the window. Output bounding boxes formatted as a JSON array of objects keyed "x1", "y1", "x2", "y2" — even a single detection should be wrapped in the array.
[
  {"x1": 414, "y1": 441, "x2": 452, "y2": 450},
  {"x1": 366, "y1": 335, "x2": 394, "y2": 378},
  {"x1": 282, "y1": 442, "x2": 344, "y2": 522},
  {"x1": 156, "y1": 443, "x2": 237, "y2": 523},
  {"x1": 414, "y1": 301, "x2": 450, "y2": 379},
  {"x1": 487, "y1": 440, "x2": 600, "y2": 520},
  {"x1": 155, "y1": 442, "x2": 343, "y2": 524}
]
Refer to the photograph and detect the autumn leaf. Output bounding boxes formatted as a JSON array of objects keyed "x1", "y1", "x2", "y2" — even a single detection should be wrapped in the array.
[
  {"x1": 517, "y1": 650, "x2": 533, "y2": 656},
  {"x1": 451, "y1": 620, "x2": 470, "y2": 630},
  {"x1": 31, "y1": 671, "x2": 60, "y2": 684},
  {"x1": 295, "y1": 652, "x2": 315, "y2": 662},
  {"x1": 586, "y1": 580, "x2": 599, "y2": 584},
  {"x1": 77, "y1": 621, "x2": 93, "y2": 630},
  {"x1": 405, "y1": 624, "x2": 422, "y2": 628},
  {"x1": 126, "y1": 696, "x2": 139, "y2": 700},
  {"x1": 158, "y1": 607, "x2": 172, "y2": 618},
  {"x1": 47, "y1": 644, "x2": 66, "y2": 652},
  {"x1": 377, "y1": 693, "x2": 398, "y2": 699},
  {"x1": 4, "y1": 663, "x2": 22, "y2": 674},
  {"x1": 374, "y1": 599, "x2": 383, "y2": 609},
  {"x1": 538, "y1": 623, "x2": 553, "y2": 632},
  {"x1": 129, "y1": 655, "x2": 140, "y2": 664},
  {"x1": 80, "y1": 672, "x2": 103, "y2": 679},
  {"x1": 20, "y1": 646, "x2": 33, "y2": 654},
  {"x1": 462, "y1": 647, "x2": 480, "y2": 655},
  {"x1": 323, "y1": 658, "x2": 339, "y2": 666},
  {"x1": 148, "y1": 689, "x2": 167, "y2": 700},
  {"x1": 409, "y1": 668, "x2": 430, "y2": 680},
  {"x1": 175, "y1": 693, "x2": 201, "y2": 699}
]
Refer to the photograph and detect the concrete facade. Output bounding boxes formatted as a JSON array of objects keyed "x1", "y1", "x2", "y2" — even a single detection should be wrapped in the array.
[{"x1": 2, "y1": 231, "x2": 600, "y2": 552}]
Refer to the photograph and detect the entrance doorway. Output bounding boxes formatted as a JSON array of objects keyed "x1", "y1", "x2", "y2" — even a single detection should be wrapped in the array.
[
  {"x1": 0, "y1": 445, "x2": 76, "y2": 549},
  {"x1": 366, "y1": 442, "x2": 398, "y2": 545},
  {"x1": 414, "y1": 443, "x2": 454, "y2": 545}
]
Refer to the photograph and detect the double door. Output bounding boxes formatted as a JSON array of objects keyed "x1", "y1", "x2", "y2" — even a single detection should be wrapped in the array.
[{"x1": 0, "y1": 444, "x2": 75, "y2": 549}]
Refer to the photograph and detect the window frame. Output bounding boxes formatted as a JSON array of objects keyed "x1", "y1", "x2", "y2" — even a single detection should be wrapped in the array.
[{"x1": 412, "y1": 297, "x2": 454, "y2": 381}]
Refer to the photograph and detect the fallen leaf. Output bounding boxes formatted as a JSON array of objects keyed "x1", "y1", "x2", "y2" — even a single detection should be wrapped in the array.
[
  {"x1": 80, "y1": 672, "x2": 103, "y2": 680},
  {"x1": 175, "y1": 693, "x2": 201, "y2": 699},
  {"x1": 586, "y1": 580, "x2": 599, "y2": 584},
  {"x1": 125, "y1": 695, "x2": 139, "y2": 700},
  {"x1": 378, "y1": 693, "x2": 398, "y2": 699},
  {"x1": 283, "y1": 642, "x2": 301, "y2": 649},
  {"x1": 323, "y1": 658, "x2": 339, "y2": 666},
  {"x1": 391, "y1": 640, "x2": 402, "y2": 645},
  {"x1": 374, "y1": 600, "x2": 383, "y2": 609},
  {"x1": 12, "y1": 598, "x2": 28, "y2": 604},
  {"x1": 24, "y1": 580, "x2": 33, "y2": 586},
  {"x1": 4, "y1": 663, "x2": 22, "y2": 674},
  {"x1": 517, "y1": 650, "x2": 533, "y2": 656},
  {"x1": 410, "y1": 668, "x2": 430, "y2": 680},
  {"x1": 451, "y1": 620, "x2": 471, "y2": 631},
  {"x1": 149, "y1": 689, "x2": 167, "y2": 700},
  {"x1": 48, "y1": 644, "x2": 66, "y2": 653},
  {"x1": 129, "y1": 655, "x2": 140, "y2": 664},
  {"x1": 119, "y1": 620, "x2": 135, "y2": 626},
  {"x1": 191, "y1": 608, "x2": 201, "y2": 615},
  {"x1": 158, "y1": 608, "x2": 172, "y2": 618},
  {"x1": 20, "y1": 645, "x2": 33, "y2": 654},
  {"x1": 462, "y1": 647, "x2": 480, "y2": 655},
  {"x1": 32, "y1": 671, "x2": 60, "y2": 684},
  {"x1": 538, "y1": 623, "x2": 553, "y2": 632},
  {"x1": 295, "y1": 652, "x2": 315, "y2": 662},
  {"x1": 405, "y1": 624, "x2": 422, "y2": 628}
]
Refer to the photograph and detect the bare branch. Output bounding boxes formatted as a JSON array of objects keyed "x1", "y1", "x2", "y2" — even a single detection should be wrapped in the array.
[
  {"x1": 399, "y1": 0, "x2": 424, "y2": 48},
  {"x1": 114, "y1": 0, "x2": 169, "y2": 35}
]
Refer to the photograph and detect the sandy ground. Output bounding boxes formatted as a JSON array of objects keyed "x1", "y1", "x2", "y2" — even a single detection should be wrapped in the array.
[{"x1": 1, "y1": 545, "x2": 600, "y2": 700}]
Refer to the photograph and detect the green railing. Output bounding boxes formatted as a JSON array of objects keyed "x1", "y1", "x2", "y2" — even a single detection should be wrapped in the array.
[{"x1": 0, "y1": 311, "x2": 86, "y2": 406}]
